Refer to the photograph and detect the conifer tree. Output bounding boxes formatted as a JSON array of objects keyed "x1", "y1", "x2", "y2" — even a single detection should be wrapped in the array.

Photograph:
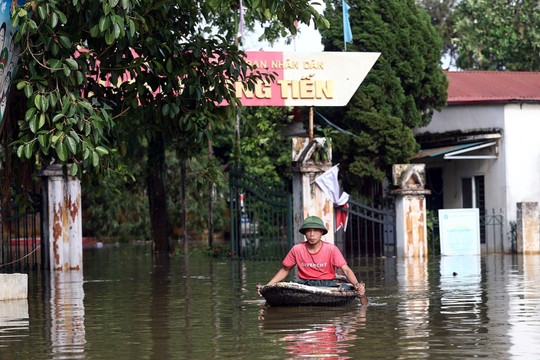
[{"x1": 320, "y1": 0, "x2": 448, "y2": 196}]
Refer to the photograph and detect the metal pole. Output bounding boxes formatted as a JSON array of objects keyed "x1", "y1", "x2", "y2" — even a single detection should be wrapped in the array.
[{"x1": 309, "y1": 106, "x2": 314, "y2": 141}]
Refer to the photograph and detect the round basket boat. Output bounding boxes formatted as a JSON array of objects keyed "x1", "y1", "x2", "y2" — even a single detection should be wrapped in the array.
[{"x1": 259, "y1": 282, "x2": 358, "y2": 307}]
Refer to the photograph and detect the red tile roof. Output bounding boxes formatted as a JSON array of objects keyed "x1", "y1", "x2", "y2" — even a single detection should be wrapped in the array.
[{"x1": 446, "y1": 71, "x2": 540, "y2": 105}]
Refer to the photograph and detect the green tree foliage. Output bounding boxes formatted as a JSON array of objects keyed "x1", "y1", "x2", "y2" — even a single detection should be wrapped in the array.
[
  {"x1": 320, "y1": 0, "x2": 447, "y2": 193},
  {"x1": 453, "y1": 0, "x2": 540, "y2": 71},
  {"x1": 416, "y1": 0, "x2": 458, "y2": 61},
  {"x1": 7, "y1": 0, "x2": 327, "y2": 250}
]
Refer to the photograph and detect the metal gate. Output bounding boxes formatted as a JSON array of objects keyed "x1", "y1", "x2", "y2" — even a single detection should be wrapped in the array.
[
  {"x1": 229, "y1": 165, "x2": 293, "y2": 260},
  {"x1": 1, "y1": 190, "x2": 44, "y2": 272},
  {"x1": 335, "y1": 198, "x2": 396, "y2": 258}
]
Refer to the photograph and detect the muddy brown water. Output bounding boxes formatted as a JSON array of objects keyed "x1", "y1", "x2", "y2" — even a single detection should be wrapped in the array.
[{"x1": 1, "y1": 243, "x2": 540, "y2": 359}]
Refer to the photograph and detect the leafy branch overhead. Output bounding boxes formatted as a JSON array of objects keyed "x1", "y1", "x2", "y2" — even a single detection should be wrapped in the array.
[{"x1": 10, "y1": 0, "x2": 328, "y2": 179}]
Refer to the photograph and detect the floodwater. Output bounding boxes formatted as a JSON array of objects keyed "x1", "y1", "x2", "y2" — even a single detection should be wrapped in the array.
[{"x1": 1, "y1": 244, "x2": 540, "y2": 359}]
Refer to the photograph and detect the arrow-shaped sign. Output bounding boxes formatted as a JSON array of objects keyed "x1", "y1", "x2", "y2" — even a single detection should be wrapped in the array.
[{"x1": 234, "y1": 51, "x2": 380, "y2": 107}]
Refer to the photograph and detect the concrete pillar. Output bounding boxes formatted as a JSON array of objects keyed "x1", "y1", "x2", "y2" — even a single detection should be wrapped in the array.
[
  {"x1": 68, "y1": 176, "x2": 83, "y2": 270},
  {"x1": 0, "y1": 273, "x2": 28, "y2": 300},
  {"x1": 391, "y1": 164, "x2": 430, "y2": 257},
  {"x1": 40, "y1": 164, "x2": 83, "y2": 271},
  {"x1": 291, "y1": 137, "x2": 334, "y2": 244},
  {"x1": 516, "y1": 202, "x2": 540, "y2": 254}
]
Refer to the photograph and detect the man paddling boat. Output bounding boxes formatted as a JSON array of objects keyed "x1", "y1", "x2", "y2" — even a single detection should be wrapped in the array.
[{"x1": 259, "y1": 216, "x2": 367, "y2": 304}]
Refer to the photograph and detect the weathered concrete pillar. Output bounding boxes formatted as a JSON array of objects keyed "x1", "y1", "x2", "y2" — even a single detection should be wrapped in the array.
[
  {"x1": 291, "y1": 137, "x2": 334, "y2": 244},
  {"x1": 391, "y1": 164, "x2": 430, "y2": 257},
  {"x1": 0, "y1": 273, "x2": 28, "y2": 300},
  {"x1": 40, "y1": 164, "x2": 83, "y2": 271},
  {"x1": 517, "y1": 202, "x2": 540, "y2": 254},
  {"x1": 68, "y1": 176, "x2": 83, "y2": 270}
]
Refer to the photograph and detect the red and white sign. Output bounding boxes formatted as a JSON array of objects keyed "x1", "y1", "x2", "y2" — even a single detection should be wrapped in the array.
[{"x1": 234, "y1": 51, "x2": 380, "y2": 107}]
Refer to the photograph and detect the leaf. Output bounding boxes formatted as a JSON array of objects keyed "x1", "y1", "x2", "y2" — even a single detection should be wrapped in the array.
[
  {"x1": 113, "y1": 23, "x2": 121, "y2": 39},
  {"x1": 51, "y1": 42, "x2": 59, "y2": 56},
  {"x1": 57, "y1": 11, "x2": 67, "y2": 24},
  {"x1": 25, "y1": 108, "x2": 36, "y2": 121},
  {"x1": 41, "y1": 95, "x2": 49, "y2": 112},
  {"x1": 51, "y1": 12, "x2": 58, "y2": 28},
  {"x1": 38, "y1": 5, "x2": 47, "y2": 20},
  {"x1": 65, "y1": 58, "x2": 78, "y2": 70},
  {"x1": 92, "y1": 151, "x2": 99, "y2": 167},
  {"x1": 79, "y1": 101, "x2": 93, "y2": 112},
  {"x1": 99, "y1": 16, "x2": 109, "y2": 33},
  {"x1": 129, "y1": 19, "x2": 135, "y2": 37},
  {"x1": 70, "y1": 163, "x2": 78, "y2": 176},
  {"x1": 56, "y1": 141, "x2": 68, "y2": 162},
  {"x1": 38, "y1": 113, "x2": 45, "y2": 129},
  {"x1": 109, "y1": 0, "x2": 119, "y2": 7},
  {"x1": 162, "y1": 103, "x2": 170, "y2": 116},
  {"x1": 59, "y1": 36, "x2": 71, "y2": 49},
  {"x1": 105, "y1": 30, "x2": 114, "y2": 45},
  {"x1": 17, "y1": 145, "x2": 24, "y2": 158},
  {"x1": 76, "y1": 71, "x2": 84, "y2": 85},
  {"x1": 90, "y1": 25, "x2": 99, "y2": 37},
  {"x1": 95, "y1": 146, "x2": 109, "y2": 155},
  {"x1": 16, "y1": 81, "x2": 26, "y2": 90},
  {"x1": 52, "y1": 113, "x2": 64, "y2": 123},
  {"x1": 34, "y1": 94, "x2": 42, "y2": 110},
  {"x1": 29, "y1": 115, "x2": 37, "y2": 133},
  {"x1": 24, "y1": 85, "x2": 33, "y2": 98},
  {"x1": 24, "y1": 143, "x2": 33, "y2": 159},
  {"x1": 65, "y1": 136, "x2": 77, "y2": 154},
  {"x1": 38, "y1": 134, "x2": 47, "y2": 148}
]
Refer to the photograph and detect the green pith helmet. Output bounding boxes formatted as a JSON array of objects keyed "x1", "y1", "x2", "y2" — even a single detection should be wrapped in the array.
[{"x1": 299, "y1": 216, "x2": 328, "y2": 235}]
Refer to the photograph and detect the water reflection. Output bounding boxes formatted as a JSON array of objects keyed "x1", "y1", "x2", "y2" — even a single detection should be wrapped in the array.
[
  {"x1": 397, "y1": 257, "x2": 430, "y2": 355},
  {"x1": 0, "y1": 298, "x2": 28, "y2": 347},
  {"x1": 509, "y1": 255, "x2": 540, "y2": 358},
  {"x1": 258, "y1": 305, "x2": 366, "y2": 359},
  {"x1": 49, "y1": 270, "x2": 86, "y2": 358}
]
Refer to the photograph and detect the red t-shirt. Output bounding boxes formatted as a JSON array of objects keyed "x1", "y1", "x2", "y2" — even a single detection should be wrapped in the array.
[{"x1": 282, "y1": 241, "x2": 347, "y2": 280}]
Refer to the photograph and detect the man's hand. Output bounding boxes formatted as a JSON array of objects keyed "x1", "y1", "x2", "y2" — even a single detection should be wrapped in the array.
[{"x1": 354, "y1": 281, "x2": 365, "y2": 295}]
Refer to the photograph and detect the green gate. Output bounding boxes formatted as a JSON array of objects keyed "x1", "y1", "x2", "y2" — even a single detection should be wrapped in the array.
[{"x1": 229, "y1": 165, "x2": 293, "y2": 260}]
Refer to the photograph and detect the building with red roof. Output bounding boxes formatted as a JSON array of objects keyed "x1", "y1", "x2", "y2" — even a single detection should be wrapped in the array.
[{"x1": 413, "y1": 71, "x2": 540, "y2": 254}]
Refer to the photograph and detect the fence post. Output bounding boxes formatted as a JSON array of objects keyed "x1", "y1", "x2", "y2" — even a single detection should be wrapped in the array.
[
  {"x1": 391, "y1": 164, "x2": 431, "y2": 257},
  {"x1": 516, "y1": 202, "x2": 540, "y2": 254},
  {"x1": 39, "y1": 164, "x2": 82, "y2": 271}
]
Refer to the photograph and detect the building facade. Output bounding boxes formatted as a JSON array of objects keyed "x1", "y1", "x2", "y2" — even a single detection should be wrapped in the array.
[{"x1": 413, "y1": 71, "x2": 540, "y2": 253}]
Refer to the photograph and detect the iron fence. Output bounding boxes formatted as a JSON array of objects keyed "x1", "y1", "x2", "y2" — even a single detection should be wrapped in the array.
[
  {"x1": 229, "y1": 164, "x2": 293, "y2": 260},
  {"x1": 1, "y1": 191, "x2": 44, "y2": 272},
  {"x1": 336, "y1": 199, "x2": 396, "y2": 258}
]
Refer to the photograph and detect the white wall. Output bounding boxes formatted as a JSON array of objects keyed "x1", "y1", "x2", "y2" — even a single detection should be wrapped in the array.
[
  {"x1": 416, "y1": 105, "x2": 505, "y2": 135},
  {"x1": 503, "y1": 103, "x2": 540, "y2": 234}
]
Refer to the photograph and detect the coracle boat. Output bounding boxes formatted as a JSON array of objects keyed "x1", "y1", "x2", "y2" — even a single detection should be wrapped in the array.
[{"x1": 259, "y1": 282, "x2": 359, "y2": 307}]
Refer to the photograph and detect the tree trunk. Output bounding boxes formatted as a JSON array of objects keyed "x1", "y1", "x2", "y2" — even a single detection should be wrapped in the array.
[
  {"x1": 208, "y1": 131, "x2": 214, "y2": 249},
  {"x1": 181, "y1": 159, "x2": 189, "y2": 253},
  {"x1": 147, "y1": 134, "x2": 170, "y2": 253}
]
